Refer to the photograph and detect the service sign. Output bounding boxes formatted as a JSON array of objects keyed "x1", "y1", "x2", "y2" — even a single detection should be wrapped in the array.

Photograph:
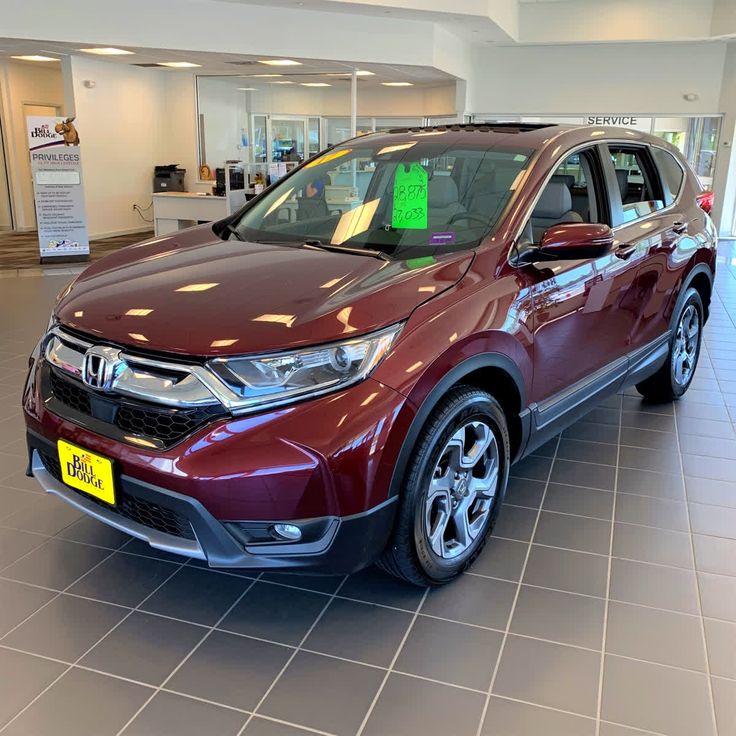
[{"x1": 26, "y1": 115, "x2": 90, "y2": 259}]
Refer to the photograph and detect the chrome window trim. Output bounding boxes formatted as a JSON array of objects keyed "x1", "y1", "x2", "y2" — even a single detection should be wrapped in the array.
[{"x1": 508, "y1": 137, "x2": 687, "y2": 263}]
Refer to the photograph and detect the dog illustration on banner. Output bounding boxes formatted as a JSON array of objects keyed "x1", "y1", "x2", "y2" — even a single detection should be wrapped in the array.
[{"x1": 54, "y1": 116, "x2": 80, "y2": 146}]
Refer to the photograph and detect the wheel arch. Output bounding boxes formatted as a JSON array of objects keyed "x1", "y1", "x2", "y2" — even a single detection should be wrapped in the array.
[
  {"x1": 669, "y1": 261, "x2": 713, "y2": 327},
  {"x1": 386, "y1": 352, "x2": 530, "y2": 500}
]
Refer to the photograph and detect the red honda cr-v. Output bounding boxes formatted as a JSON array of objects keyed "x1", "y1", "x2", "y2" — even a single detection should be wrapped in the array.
[{"x1": 23, "y1": 123, "x2": 716, "y2": 585}]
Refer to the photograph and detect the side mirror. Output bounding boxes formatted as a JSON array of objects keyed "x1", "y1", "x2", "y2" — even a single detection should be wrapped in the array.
[{"x1": 538, "y1": 222, "x2": 614, "y2": 260}]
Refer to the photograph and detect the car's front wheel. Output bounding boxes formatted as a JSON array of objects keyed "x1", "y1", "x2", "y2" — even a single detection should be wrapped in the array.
[
  {"x1": 379, "y1": 385, "x2": 510, "y2": 586},
  {"x1": 636, "y1": 287, "x2": 704, "y2": 402}
]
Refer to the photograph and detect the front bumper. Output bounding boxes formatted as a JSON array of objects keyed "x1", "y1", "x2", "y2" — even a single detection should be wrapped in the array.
[{"x1": 27, "y1": 431, "x2": 397, "y2": 572}]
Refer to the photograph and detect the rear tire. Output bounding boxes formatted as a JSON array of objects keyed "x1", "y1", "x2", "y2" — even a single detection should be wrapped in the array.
[
  {"x1": 378, "y1": 385, "x2": 510, "y2": 586},
  {"x1": 636, "y1": 287, "x2": 703, "y2": 402}
]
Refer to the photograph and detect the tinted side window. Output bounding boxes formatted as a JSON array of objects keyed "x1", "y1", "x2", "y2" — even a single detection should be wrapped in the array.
[
  {"x1": 607, "y1": 145, "x2": 665, "y2": 224},
  {"x1": 651, "y1": 147, "x2": 685, "y2": 206},
  {"x1": 521, "y1": 146, "x2": 608, "y2": 246}
]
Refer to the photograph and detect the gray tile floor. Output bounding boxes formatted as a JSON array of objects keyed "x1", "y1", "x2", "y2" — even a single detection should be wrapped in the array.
[{"x1": 1, "y1": 245, "x2": 735, "y2": 736}]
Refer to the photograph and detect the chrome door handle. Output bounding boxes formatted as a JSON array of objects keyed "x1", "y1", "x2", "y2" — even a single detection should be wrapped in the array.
[{"x1": 672, "y1": 220, "x2": 687, "y2": 234}]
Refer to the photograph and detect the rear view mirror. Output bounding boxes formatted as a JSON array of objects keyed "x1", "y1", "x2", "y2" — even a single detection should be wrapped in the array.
[{"x1": 539, "y1": 223, "x2": 614, "y2": 260}]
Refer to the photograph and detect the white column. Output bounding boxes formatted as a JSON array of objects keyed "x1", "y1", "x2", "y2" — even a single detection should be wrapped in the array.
[
  {"x1": 712, "y1": 41, "x2": 736, "y2": 237},
  {"x1": 350, "y1": 69, "x2": 357, "y2": 138}
]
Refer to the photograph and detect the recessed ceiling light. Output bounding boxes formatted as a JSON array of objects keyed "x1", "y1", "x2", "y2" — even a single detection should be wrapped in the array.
[
  {"x1": 11, "y1": 55, "x2": 59, "y2": 62},
  {"x1": 325, "y1": 70, "x2": 375, "y2": 77},
  {"x1": 381, "y1": 82, "x2": 413, "y2": 87},
  {"x1": 252, "y1": 74, "x2": 283, "y2": 78},
  {"x1": 78, "y1": 47, "x2": 134, "y2": 55},
  {"x1": 270, "y1": 80, "x2": 295, "y2": 84},
  {"x1": 157, "y1": 61, "x2": 201, "y2": 68},
  {"x1": 258, "y1": 59, "x2": 302, "y2": 66},
  {"x1": 301, "y1": 82, "x2": 331, "y2": 87},
  {"x1": 237, "y1": 87, "x2": 258, "y2": 91}
]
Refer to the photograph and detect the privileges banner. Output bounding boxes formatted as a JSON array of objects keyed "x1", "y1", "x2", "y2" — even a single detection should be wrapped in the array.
[{"x1": 26, "y1": 115, "x2": 90, "y2": 259}]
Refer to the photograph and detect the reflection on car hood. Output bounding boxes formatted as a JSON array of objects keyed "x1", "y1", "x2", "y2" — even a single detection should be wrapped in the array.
[{"x1": 55, "y1": 225, "x2": 473, "y2": 356}]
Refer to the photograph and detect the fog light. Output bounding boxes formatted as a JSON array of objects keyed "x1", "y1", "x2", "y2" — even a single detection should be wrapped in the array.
[{"x1": 272, "y1": 523, "x2": 302, "y2": 541}]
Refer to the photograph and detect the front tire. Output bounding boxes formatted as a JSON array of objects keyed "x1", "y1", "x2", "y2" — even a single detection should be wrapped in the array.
[
  {"x1": 636, "y1": 287, "x2": 703, "y2": 402},
  {"x1": 378, "y1": 385, "x2": 510, "y2": 586}
]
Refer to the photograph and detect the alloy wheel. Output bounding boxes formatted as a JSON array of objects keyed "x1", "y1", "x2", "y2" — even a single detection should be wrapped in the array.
[
  {"x1": 424, "y1": 420, "x2": 499, "y2": 560},
  {"x1": 673, "y1": 304, "x2": 700, "y2": 387}
]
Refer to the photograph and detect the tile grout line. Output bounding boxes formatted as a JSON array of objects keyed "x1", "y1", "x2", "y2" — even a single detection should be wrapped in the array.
[
  {"x1": 0, "y1": 639, "x2": 687, "y2": 736},
  {"x1": 112, "y1": 572, "x2": 263, "y2": 736},
  {"x1": 473, "y1": 431, "x2": 563, "y2": 736},
  {"x1": 4, "y1": 600, "x2": 731, "y2": 683},
  {"x1": 353, "y1": 586, "x2": 430, "y2": 736},
  {"x1": 673, "y1": 399, "x2": 720, "y2": 736},
  {"x1": 594, "y1": 388, "x2": 622, "y2": 735},
  {"x1": 236, "y1": 574, "x2": 353, "y2": 736},
  {"x1": 0, "y1": 555, "x2": 186, "y2": 734},
  {"x1": 8, "y1": 567, "x2": 736, "y2": 641},
  {"x1": 0, "y1": 538, "x2": 122, "y2": 644}
]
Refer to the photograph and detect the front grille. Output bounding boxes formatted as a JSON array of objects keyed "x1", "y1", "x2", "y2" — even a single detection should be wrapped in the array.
[
  {"x1": 39, "y1": 449, "x2": 196, "y2": 540},
  {"x1": 116, "y1": 404, "x2": 223, "y2": 445},
  {"x1": 45, "y1": 366, "x2": 226, "y2": 449},
  {"x1": 50, "y1": 370, "x2": 91, "y2": 414}
]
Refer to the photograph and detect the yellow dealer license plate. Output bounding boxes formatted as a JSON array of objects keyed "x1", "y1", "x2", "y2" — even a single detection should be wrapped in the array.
[{"x1": 58, "y1": 440, "x2": 116, "y2": 505}]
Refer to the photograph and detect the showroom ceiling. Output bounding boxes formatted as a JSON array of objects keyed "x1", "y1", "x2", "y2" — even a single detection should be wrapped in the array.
[{"x1": 0, "y1": 39, "x2": 456, "y2": 85}]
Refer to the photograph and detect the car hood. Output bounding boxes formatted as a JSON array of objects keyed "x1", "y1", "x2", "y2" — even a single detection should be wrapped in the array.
[{"x1": 55, "y1": 225, "x2": 473, "y2": 356}]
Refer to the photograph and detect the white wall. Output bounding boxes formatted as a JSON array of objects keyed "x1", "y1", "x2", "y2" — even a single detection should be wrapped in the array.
[
  {"x1": 519, "y1": 0, "x2": 713, "y2": 43},
  {"x1": 68, "y1": 55, "x2": 167, "y2": 238},
  {"x1": 468, "y1": 42, "x2": 726, "y2": 115},
  {"x1": 0, "y1": 60, "x2": 65, "y2": 230}
]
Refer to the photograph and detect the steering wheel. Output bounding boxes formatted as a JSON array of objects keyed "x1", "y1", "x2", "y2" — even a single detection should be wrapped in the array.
[{"x1": 448, "y1": 212, "x2": 489, "y2": 226}]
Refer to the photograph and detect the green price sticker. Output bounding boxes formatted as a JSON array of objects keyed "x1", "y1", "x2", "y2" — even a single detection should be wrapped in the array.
[{"x1": 392, "y1": 163, "x2": 428, "y2": 230}]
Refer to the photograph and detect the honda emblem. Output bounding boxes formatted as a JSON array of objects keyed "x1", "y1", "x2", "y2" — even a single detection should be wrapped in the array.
[{"x1": 81, "y1": 346, "x2": 123, "y2": 391}]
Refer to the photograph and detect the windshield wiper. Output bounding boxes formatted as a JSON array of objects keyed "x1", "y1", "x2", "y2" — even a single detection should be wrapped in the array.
[
  {"x1": 303, "y1": 240, "x2": 391, "y2": 262},
  {"x1": 225, "y1": 223, "x2": 245, "y2": 241}
]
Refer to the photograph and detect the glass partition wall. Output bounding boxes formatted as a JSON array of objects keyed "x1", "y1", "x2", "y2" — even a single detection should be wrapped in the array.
[{"x1": 196, "y1": 75, "x2": 458, "y2": 181}]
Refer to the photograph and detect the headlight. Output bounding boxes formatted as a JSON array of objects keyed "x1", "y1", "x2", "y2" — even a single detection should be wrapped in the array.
[{"x1": 208, "y1": 323, "x2": 402, "y2": 412}]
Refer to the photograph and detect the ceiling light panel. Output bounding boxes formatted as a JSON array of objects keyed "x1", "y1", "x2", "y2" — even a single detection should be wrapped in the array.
[
  {"x1": 258, "y1": 59, "x2": 302, "y2": 66},
  {"x1": 11, "y1": 55, "x2": 59, "y2": 62},
  {"x1": 157, "y1": 61, "x2": 201, "y2": 68},
  {"x1": 78, "y1": 47, "x2": 134, "y2": 55}
]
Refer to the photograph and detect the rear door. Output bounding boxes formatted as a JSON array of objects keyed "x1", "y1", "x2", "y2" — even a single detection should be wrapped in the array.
[{"x1": 603, "y1": 143, "x2": 692, "y2": 351}]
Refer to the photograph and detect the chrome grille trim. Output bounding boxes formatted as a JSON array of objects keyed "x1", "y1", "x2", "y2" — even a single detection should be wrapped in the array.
[{"x1": 45, "y1": 327, "x2": 225, "y2": 409}]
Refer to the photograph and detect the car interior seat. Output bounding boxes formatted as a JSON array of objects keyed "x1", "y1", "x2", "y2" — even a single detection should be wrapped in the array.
[
  {"x1": 530, "y1": 181, "x2": 583, "y2": 242},
  {"x1": 615, "y1": 168, "x2": 630, "y2": 202},
  {"x1": 428, "y1": 176, "x2": 466, "y2": 225}
]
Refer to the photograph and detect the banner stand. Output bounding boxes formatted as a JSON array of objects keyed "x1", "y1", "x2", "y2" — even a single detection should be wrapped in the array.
[{"x1": 26, "y1": 115, "x2": 90, "y2": 264}]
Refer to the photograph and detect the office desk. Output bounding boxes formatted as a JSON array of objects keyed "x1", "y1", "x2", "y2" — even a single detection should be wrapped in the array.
[{"x1": 152, "y1": 190, "x2": 248, "y2": 236}]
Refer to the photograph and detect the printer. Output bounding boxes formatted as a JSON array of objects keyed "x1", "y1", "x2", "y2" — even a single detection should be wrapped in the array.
[{"x1": 153, "y1": 165, "x2": 186, "y2": 192}]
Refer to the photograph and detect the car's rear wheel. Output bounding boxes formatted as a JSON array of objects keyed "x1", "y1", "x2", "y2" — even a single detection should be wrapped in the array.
[
  {"x1": 636, "y1": 287, "x2": 704, "y2": 402},
  {"x1": 378, "y1": 385, "x2": 510, "y2": 586}
]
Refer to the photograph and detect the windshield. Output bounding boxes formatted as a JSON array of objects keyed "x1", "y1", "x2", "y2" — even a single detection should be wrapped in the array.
[{"x1": 228, "y1": 136, "x2": 532, "y2": 258}]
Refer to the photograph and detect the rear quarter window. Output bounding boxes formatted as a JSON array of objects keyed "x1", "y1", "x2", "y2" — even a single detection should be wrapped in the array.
[{"x1": 651, "y1": 147, "x2": 685, "y2": 206}]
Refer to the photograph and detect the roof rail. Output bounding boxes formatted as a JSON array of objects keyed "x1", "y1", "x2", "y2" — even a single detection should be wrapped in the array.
[{"x1": 385, "y1": 122, "x2": 556, "y2": 134}]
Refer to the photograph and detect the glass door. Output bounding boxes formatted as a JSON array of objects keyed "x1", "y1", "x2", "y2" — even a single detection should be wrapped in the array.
[
  {"x1": 270, "y1": 117, "x2": 307, "y2": 164},
  {"x1": 308, "y1": 117, "x2": 321, "y2": 158}
]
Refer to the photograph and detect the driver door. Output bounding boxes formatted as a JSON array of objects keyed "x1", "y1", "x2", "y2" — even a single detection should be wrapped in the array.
[{"x1": 523, "y1": 144, "x2": 643, "y2": 408}]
